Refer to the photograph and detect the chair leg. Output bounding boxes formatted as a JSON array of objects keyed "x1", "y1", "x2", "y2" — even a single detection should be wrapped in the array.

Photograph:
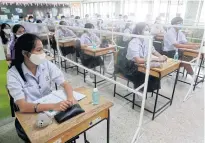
[
  {"x1": 132, "y1": 93, "x2": 135, "y2": 109},
  {"x1": 113, "y1": 76, "x2": 116, "y2": 97},
  {"x1": 84, "y1": 69, "x2": 86, "y2": 83},
  {"x1": 84, "y1": 132, "x2": 90, "y2": 143}
]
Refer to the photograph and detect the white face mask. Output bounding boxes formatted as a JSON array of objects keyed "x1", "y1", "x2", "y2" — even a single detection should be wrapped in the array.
[
  {"x1": 3, "y1": 29, "x2": 11, "y2": 34},
  {"x1": 29, "y1": 19, "x2": 34, "y2": 22},
  {"x1": 143, "y1": 31, "x2": 150, "y2": 35},
  {"x1": 16, "y1": 34, "x2": 23, "y2": 38},
  {"x1": 29, "y1": 53, "x2": 46, "y2": 65}
]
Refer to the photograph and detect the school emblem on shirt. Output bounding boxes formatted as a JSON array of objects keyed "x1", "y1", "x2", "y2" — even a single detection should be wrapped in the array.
[{"x1": 45, "y1": 76, "x2": 50, "y2": 81}]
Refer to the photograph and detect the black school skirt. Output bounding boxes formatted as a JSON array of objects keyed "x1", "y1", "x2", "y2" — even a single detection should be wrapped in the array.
[
  {"x1": 60, "y1": 46, "x2": 76, "y2": 56},
  {"x1": 122, "y1": 61, "x2": 160, "y2": 92}
]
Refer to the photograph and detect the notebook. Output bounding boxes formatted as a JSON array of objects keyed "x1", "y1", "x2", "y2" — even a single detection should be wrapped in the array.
[{"x1": 34, "y1": 90, "x2": 86, "y2": 117}]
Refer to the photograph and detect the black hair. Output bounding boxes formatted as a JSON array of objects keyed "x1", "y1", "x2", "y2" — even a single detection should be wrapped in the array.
[
  {"x1": 124, "y1": 21, "x2": 132, "y2": 30},
  {"x1": 12, "y1": 24, "x2": 25, "y2": 39},
  {"x1": 132, "y1": 22, "x2": 147, "y2": 35},
  {"x1": 59, "y1": 21, "x2": 67, "y2": 25},
  {"x1": 171, "y1": 17, "x2": 183, "y2": 25},
  {"x1": 19, "y1": 15, "x2": 23, "y2": 19},
  {"x1": 0, "y1": 23, "x2": 11, "y2": 44},
  {"x1": 85, "y1": 14, "x2": 89, "y2": 17},
  {"x1": 10, "y1": 33, "x2": 41, "y2": 82},
  {"x1": 61, "y1": 16, "x2": 65, "y2": 19},
  {"x1": 75, "y1": 16, "x2": 80, "y2": 19},
  {"x1": 28, "y1": 16, "x2": 33, "y2": 19},
  {"x1": 119, "y1": 14, "x2": 122, "y2": 17},
  {"x1": 84, "y1": 23, "x2": 94, "y2": 29},
  {"x1": 36, "y1": 20, "x2": 42, "y2": 23}
]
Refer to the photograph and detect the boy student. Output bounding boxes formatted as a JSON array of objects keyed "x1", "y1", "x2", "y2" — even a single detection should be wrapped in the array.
[{"x1": 163, "y1": 17, "x2": 200, "y2": 75}]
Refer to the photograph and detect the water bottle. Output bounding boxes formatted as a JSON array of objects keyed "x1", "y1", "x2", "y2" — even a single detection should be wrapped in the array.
[
  {"x1": 92, "y1": 42, "x2": 97, "y2": 50},
  {"x1": 92, "y1": 88, "x2": 99, "y2": 105},
  {"x1": 173, "y1": 50, "x2": 179, "y2": 61}
]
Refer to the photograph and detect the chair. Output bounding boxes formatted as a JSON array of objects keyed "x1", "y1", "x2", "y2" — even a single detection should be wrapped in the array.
[{"x1": 113, "y1": 50, "x2": 136, "y2": 109}]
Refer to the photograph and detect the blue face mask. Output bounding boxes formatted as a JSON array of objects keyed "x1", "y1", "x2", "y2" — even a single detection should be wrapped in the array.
[{"x1": 177, "y1": 23, "x2": 182, "y2": 30}]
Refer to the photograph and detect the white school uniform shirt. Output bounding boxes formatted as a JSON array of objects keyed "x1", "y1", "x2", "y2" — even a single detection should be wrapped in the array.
[
  {"x1": 123, "y1": 28, "x2": 132, "y2": 42},
  {"x1": 80, "y1": 32, "x2": 100, "y2": 45},
  {"x1": 150, "y1": 23, "x2": 165, "y2": 35},
  {"x1": 126, "y1": 38, "x2": 156, "y2": 61},
  {"x1": 163, "y1": 27, "x2": 187, "y2": 51},
  {"x1": 56, "y1": 28, "x2": 76, "y2": 39},
  {"x1": 0, "y1": 39, "x2": 6, "y2": 60},
  {"x1": 7, "y1": 60, "x2": 65, "y2": 102}
]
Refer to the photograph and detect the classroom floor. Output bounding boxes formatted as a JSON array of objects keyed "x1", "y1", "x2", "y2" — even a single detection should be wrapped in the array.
[{"x1": 0, "y1": 61, "x2": 204, "y2": 143}]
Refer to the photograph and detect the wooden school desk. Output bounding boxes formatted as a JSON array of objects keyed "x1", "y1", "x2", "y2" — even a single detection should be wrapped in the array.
[
  {"x1": 81, "y1": 45, "x2": 116, "y2": 87},
  {"x1": 58, "y1": 38, "x2": 78, "y2": 71},
  {"x1": 58, "y1": 38, "x2": 77, "y2": 47},
  {"x1": 180, "y1": 47, "x2": 205, "y2": 90},
  {"x1": 137, "y1": 58, "x2": 180, "y2": 120},
  {"x1": 15, "y1": 87, "x2": 113, "y2": 143}
]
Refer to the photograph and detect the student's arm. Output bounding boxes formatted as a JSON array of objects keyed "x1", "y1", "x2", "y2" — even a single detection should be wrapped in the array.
[
  {"x1": 173, "y1": 43, "x2": 199, "y2": 49},
  {"x1": 134, "y1": 57, "x2": 146, "y2": 64},
  {"x1": 61, "y1": 81, "x2": 76, "y2": 104},
  {"x1": 7, "y1": 71, "x2": 70, "y2": 113},
  {"x1": 15, "y1": 99, "x2": 70, "y2": 113},
  {"x1": 48, "y1": 61, "x2": 77, "y2": 104}
]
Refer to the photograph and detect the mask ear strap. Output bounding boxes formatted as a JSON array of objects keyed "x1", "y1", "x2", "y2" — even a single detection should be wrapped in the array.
[{"x1": 22, "y1": 50, "x2": 30, "y2": 57}]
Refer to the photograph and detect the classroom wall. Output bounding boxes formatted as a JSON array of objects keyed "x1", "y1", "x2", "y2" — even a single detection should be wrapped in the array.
[{"x1": 0, "y1": 4, "x2": 70, "y2": 19}]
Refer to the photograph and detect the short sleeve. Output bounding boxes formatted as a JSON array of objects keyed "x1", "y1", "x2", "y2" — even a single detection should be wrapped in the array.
[
  {"x1": 127, "y1": 39, "x2": 140, "y2": 60},
  {"x1": 80, "y1": 34, "x2": 86, "y2": 44},
  {"x1": 152, "y1": 46, "x2": 157, "y2": 54},
  {"x1": 166, "y1": 32, "x2": 177, "y2": 46},
  {"x1": 7, "y1": 70, "x2": 25, "y2": 102},
  {"x1": 179, "y1": 32, "x2": 188, "y2": 44},
  {"x1": 47, "y1": 61, "x2": 65, "y2": 86}
]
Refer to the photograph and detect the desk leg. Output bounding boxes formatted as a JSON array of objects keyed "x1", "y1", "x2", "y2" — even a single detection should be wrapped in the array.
[
  {"x1": 103, "y1": 55, "x2": 105, "y2": 75},
  {"x1": 152, "y1": 76, "x2": 161, "y2": 120},
  {"x1": 193, "y1": 57, "x2": 203, "y2": 91},
  {"x1": 94, "y1": 67, "x2": 97, "y2": 88},
  {"x1": 107, "y1": 109, "x2": 110, "y2": 143},
  {"x1": 170, "y1": 68, "x2": 179, "y2": 105}
]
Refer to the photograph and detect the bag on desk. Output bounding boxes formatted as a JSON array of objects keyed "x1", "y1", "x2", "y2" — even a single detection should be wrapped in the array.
[{"x1": 54, "y1": 104, "x2": 85, "y2": 124}]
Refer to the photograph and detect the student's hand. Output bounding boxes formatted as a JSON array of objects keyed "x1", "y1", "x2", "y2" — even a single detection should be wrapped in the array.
[
  {"x1": 193, "y1": 45, "x2": 200, "y2": 50},
  {"x1": 54, "y1": 101, "x2": 71, "y2": 111},
  {"x1": 67, "y1": 97, "x2": 78, "y2": 105}
]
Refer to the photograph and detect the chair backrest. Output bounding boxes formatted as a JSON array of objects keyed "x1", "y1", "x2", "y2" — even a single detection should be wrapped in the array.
[
  {"x1": 6, "y1": 86, "x2": 19, "y2": 117},
  {"x1": 153, "y1": 40, "x2": 164, "y2": 54}
]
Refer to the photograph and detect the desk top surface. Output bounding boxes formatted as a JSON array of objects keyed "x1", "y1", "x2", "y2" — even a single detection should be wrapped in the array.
[
  {"x1": 16, "y1": 87, "x2": 113, "y2": 143},
  {"x1": 180, "y1": 46, "x2": 205, "y2": 54},
  {"x1": 82, "y1": 44, "x2": 116, "y2": 52},
  {"x1": 138, "y1": 58, "x2": 180, "y2": 77},
  {"x1": 58, "y1": 37, "x2": 77, "y2": 43}
]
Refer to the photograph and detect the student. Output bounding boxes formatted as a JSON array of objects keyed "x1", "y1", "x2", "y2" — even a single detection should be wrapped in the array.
[
  {"x1": 74, "y1": 16, "x2": 84, "y2": 27},
  {"x1": 28, "y1": 16, "x2": 34, "y2": 23},
  {"x1": 124, "y1": 22, "x2": 167, "y2": 91},
  {"x1": 61, "y1": 15, "x2": 65, "y2": 20},
  {"x1": 96, "y1": 19, "x2": 105, "y2": 30},
  {"x1": 151, "y1": 16, "x2": 165, "y2": 37},
  {"x1": 8, "y1": 24, "x2": 25, "y2": 60},
  {"x1": 0, "y1": 23, "x2": 11, "y2": 58},
  {"x1": 57, "y1": 21, "x2": 77, "y2": 56},
  {"x1": 123, "y1": 15, "x2": 128, "y2": 22},
  {"x1": 163, "y1": 17, "x2": 199, "y2": 75},
  {"x1": 123, "y1": 21, "x2": 133, "y2": 42},
  {"x1": 57, "y1": 21, "x2": 76, "y2": 39},
  {"x1": 79, "y1": 23, "x2": 103, "y2": 82},
  {"x1": 36, "y1": 20, "x2": 42, "y2": 23},
  {"x1": 84, "y1": 14, "x2": 90, "y2": 24},
  {"x1": 7, "y1": 33, "x2": 76, "y2": 142}
]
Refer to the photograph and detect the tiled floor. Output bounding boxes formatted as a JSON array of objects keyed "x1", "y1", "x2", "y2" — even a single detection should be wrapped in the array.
[{"x1": 0, "y1": 62, "x2": 204, "y2": 143}]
